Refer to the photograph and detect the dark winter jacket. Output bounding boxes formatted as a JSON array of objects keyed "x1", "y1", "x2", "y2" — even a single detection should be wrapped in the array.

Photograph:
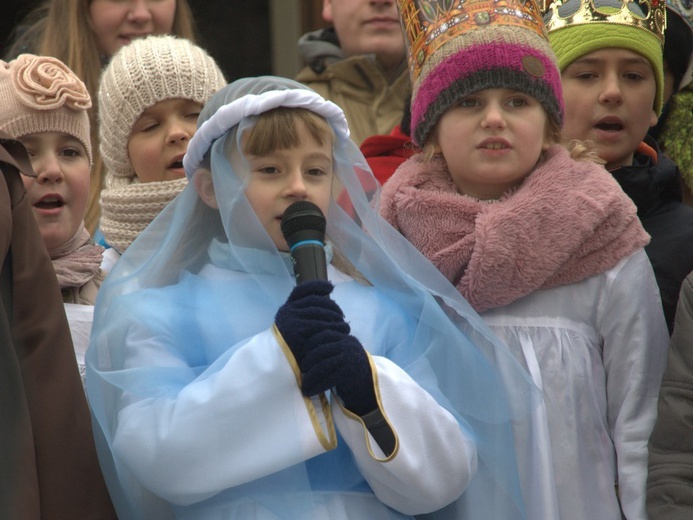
[{"x1": 611, "y1": 138, "x2": 693, "y2": 334}]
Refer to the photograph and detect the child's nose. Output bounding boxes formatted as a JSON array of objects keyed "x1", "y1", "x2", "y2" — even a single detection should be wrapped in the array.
[
  {"x1": 284, "y1": 171, "x2": 309, "y2": 199},
  {"x1": 481, "y1": 103, "x2": 506, "y2": 129},
  {"x1": 35, "y1": 154, "x2": 64, "y2": 184},
  {"x1": 599, "y1": 74, "x2": 623, "y2": 105},
  {"x1": 167, "y1": 123, "x2": 192, "y2": 145}
]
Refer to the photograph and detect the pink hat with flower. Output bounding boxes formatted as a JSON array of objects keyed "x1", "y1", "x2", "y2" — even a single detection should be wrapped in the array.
[{"x1": 0, "y1": 54, "x2": 92, "y2": 164}]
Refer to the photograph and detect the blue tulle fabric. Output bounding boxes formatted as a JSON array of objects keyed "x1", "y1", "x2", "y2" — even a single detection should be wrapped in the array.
[{"x1": 86, "y1": 76, "x2": 541, "y2": 519}]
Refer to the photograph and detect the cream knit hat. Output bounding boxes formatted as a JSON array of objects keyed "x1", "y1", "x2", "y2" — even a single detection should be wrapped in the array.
[
  {"x1": 98, "y1": 35, "x2": 226, "y2": 253},
  {"x1": 98, "y1": 34, "x2": 227, "y2": 182},
  {"x1": 0, "y1": 54, "x2": 92, "y2": 163}
]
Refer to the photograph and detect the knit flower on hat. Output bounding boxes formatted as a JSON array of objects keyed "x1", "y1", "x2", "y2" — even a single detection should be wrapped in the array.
[{"x1": 12, "y1": 55, "x2": 91, "y2": 112}]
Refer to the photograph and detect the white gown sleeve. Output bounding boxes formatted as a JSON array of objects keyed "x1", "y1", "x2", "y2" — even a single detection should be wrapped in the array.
[
  {"x1": 113, "y1": 326, "x2": 335, "y2": 506},
  {"x1": 333, "y1": 355, "x2": 477, "y2": 516},
  {"x1": 599, "y1": 250, "x2": 669, "y2": 520}
]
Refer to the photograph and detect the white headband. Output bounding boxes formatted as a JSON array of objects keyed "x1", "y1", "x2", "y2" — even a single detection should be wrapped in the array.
[{"x1": 183, "y1": 89, "x2": 350, "y2": 178}]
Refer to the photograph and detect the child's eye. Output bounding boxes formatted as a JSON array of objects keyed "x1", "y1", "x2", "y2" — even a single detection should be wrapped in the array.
[
  {"x1": 60, "y1": 148, "x2": 82, "y2": 158},
  {"x1": 186, "y1": 112, "x2": 201, "y2": 119},
  {"x1": 623, "y1": 72, "x2": 645, "y2": 81},
  {"x1": 133, "y1": 119, "x2": 159, "y2": 133},
  {"x1": 575, "y1": 72, "x2": 597, "y2": 80},
  {"x1": 258, "y1": 166, "x2": 279, "y2": 175},
  {"x1": 507, "y1": 97, "x2": 528, "y2": 108},
  {"x1": 306, "y1": 167, "x2": 327, "y2": 177},
  {"x1": 458, "y1": 97, "x2": 479, "y2": 108}
]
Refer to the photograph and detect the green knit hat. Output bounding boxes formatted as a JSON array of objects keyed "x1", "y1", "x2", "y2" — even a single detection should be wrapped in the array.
[{"x1": 544, "y1": 0, "x2": 665, "y2": 115}]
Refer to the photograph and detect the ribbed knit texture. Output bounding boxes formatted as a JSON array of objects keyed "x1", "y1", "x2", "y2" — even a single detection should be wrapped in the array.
[
  {"x1": 410, "y1": 24, "x2": 563, "y2": 147},
  {"x1": 0, "y1": 54, "x2": 92, "y2": 163},
  {"x1": 97, "y1": 35, "x2": 225, "y2": 251},
  {"x1": 98, "y1": 35, "x2": 226, "y2": 180},
  {"x1": 99, "y1": 178, "x2": 187, "y2": 253}
]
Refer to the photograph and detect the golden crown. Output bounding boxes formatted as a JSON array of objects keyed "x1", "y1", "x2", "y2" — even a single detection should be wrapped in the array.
[
  {"x1": 397, "y1": 0, "x2": 547, "y2": 82},
  {"x1": 542, "y1": 0, "x2": 666, "y2": 44}
]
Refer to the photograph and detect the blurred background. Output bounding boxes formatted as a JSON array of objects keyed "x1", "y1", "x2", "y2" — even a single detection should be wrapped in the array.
[{"x1": 0, "y1": 0, "x2": 327, "y2": 82}]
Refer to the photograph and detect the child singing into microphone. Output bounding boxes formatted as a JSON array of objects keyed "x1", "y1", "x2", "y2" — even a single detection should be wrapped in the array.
[{"x1": 86, "y1": 76, "x2": 540, "y2": 520}]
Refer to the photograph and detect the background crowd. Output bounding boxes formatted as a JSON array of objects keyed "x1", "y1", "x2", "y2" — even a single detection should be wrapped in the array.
[{"x1": 0, "y1": 0, "x2": 692, "y2": 519}]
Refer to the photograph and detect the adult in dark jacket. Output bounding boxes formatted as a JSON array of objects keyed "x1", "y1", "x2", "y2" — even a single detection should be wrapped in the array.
[
  {"x1": 647, "y1": 269, "x2": 693, "y2": 519},
  {"x1": 610, "y1": 136, "x2": 693, "y2": 334},
  {"x1": 0, "y1": 131, "x2": 116, "y2": 519}
]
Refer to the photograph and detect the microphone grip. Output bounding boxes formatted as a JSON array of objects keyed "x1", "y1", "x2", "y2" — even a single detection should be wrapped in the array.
[{"x1": 290, "y1": 241, "x2": 328, "y2": 284}]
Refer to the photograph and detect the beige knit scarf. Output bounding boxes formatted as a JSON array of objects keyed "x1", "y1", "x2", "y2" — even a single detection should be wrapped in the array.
[
  {"x1": 49, "y1": 224, "x2": 104, "y2": 289},
  {"x1": 99, "y1": 178, "x2": 187, "y2": 253},
  {"x1": 379, "y1": 145, "x2": 650, "y2": 312}
]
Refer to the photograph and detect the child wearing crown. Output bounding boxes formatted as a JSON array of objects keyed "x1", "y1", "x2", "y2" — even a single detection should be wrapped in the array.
[
  {"x1": 381, "y1": 0, "x2": 669, "y2": 518},
  {"x1": 544, "y1": 0, "x2": 693, "y2": 335}
]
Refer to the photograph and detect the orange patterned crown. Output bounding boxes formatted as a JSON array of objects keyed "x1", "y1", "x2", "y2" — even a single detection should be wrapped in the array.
[
  {"x1": 542, "y1": 0, "x2": 666, "y2": 44},
  {"x1": 397, "y1": 0, "x2": 548, "y2": 82}
]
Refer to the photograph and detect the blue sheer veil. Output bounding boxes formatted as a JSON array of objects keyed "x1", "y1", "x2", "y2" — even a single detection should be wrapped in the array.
[{"x1": 86, "y1": 76, "x2": 541, "y2": 519}]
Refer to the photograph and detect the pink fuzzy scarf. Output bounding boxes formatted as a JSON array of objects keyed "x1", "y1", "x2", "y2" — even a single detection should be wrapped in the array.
[
  {"x1": 379, "y1": 145, "x2": 649, "y2": 312},
  {"x1": 49, "y1": 224, "x2": 104, "y2": 290}
]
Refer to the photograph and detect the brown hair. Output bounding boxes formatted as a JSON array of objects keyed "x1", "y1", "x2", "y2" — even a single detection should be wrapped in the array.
[
  {"x1": 242, "y1": 107, "x2": 369, "y2": 284},
  {"x1": 242, "y1": 107, "x2": 335, "y2": 156}
]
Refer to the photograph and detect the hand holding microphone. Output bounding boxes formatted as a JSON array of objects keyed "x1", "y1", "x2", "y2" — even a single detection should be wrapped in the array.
[{"x1": 275, "y1": 202, "x2": 377, "y2": 416}]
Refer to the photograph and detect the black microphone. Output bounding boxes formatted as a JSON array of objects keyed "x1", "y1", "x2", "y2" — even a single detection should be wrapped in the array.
[{"x1": 281, "y1": 201, "x2": 328, "y2": 284}]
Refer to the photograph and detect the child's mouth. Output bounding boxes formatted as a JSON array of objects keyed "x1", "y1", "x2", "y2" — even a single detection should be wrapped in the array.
[
  {"x1": 169, "y1": 160, "x2": 184, "y2": 169},
  {"x1": 35, "y1": 196, "x2": 64, "y2": 209},
  {"x1": 595, "y1": 122, "x2": 624, "y2": 132}
]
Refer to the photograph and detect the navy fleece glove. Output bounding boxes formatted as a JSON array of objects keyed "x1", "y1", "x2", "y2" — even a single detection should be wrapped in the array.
[{"x1": 275, "y1": 281, "x2": 377, "y2": 416}]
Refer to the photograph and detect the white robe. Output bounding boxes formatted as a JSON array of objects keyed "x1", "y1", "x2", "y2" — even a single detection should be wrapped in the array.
[{"x1": 482, "y1": 250, "x2": 669, "y2": 520}]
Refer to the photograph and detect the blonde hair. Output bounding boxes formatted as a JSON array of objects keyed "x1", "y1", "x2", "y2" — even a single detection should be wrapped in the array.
[
  {"x1": 8, "y1": 0, "x2": 197, "y2": 234},
  {"x1": 565, "y1": 139, "x2": 606, "y2": 164},
  {"x1": 36, "y1": 0, "x2": 195, "y2": 103}
]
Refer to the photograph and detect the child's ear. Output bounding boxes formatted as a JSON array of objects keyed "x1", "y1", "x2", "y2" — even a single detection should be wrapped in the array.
[
  {"x1": 650, "y1": 108, "x2": 658, "y2": 128},
  {"x1": 194, "y1": 169, "x2": 218, "y2": 209}
]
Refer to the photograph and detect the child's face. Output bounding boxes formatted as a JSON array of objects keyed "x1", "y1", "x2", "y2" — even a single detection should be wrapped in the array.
[
  {"x1": 560, "y1": 48, "x2": 658, "y2": 171},
  {"x1": 128, "y1": 98, "x2": 202, "y2": 183},
  {"x1": 432, "y1": 88, "x2": 550, "y2": 200},
  {"x1": 243, "y1": 122, "x2": 334, "y2": 252},
  {"x1": 89, "y1": 0, "x2": 176, "y2": 57},
  {"x1": 19, "y1": 132, "x2": 90, "y2": 252}
]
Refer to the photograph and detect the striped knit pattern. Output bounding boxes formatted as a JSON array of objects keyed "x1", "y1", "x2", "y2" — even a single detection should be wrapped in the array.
[{"x1": 410, "y1": 25, "x2": 563, "y2": 147}]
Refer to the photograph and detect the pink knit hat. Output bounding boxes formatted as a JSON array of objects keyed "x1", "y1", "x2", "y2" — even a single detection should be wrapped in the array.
[
  {"x1": 0, "y1": 54, "x2": 92, "y2": 163},
  {"x1": 398, "y1": 0, "x2": 564, "y2": 147}
]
